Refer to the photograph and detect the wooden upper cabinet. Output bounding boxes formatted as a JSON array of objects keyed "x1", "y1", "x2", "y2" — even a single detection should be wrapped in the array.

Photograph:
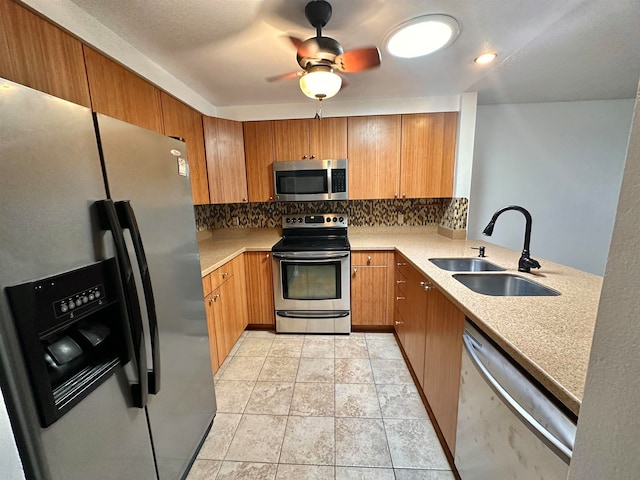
[
  {"x1": 160, "y1": 92, "x2": 209, "y2": 204},
  {"x1": 272, "y1": 119, "x2": 309, "y2": 160},
  {"x1": 400, "y1": 112, "x2": 458, "y2": 198},
  {"x1": 309, "y1": 117, "x2": 347, "y2": 159},
  {"x1": 0, "y1": 0, "x2": 90, "y2": 107},
  {"x1": 272, "y1": 117, "x2": 347, "y2": 161},
  {"x1": 244, "y1": 121, "x2": 275, "y2": 202},
  {"x1": 83, "y1": 46, "x2": 164, "y2": 134},
  {"x1": 203, "y1": 116, "x2": 248, "y2": 204},
  {"x1": 348, "y1": 115, "x2": 401, "y2": 199}
]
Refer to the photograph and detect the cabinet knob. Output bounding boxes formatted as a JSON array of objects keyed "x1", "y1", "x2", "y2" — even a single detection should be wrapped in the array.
[
  {"x1": 396, "y1": 280, "x2": 406, "y2": 284},
  {"x1": 402, "y1": 193, "x2": 406, "y2": 198},
  {"x1": 266, "y1": 253, "x2": 270, "y2": 259},
  {"x1": 310, "y1": 155, "x2": 316, "y2": 159},
  {"x1": 424, "y1": 285, "x2": 432, "y2": 291},
  {"x1": 419, "y1": 281, "x2": 426, "y2": 286},
  {"x1": 394, "y1": 193, "x2": 398, "y2": 198},
  {"x1": 395, "y1": 320, "x2": 404, "y2": 325},
  {"x1": 221, "y1": 272, "x2": 228, "y2": 278},
  {"x1": 269, "y1": 196, "x2": 273, "y2": 201},
  {"x1": 353, "y1": 267, "x2": 357, "y2": 275},
  {"x1": 396, "y1": 296, "x2": 405, "y2": 301},
  {"x1": 212, "y1": 293, "x2": 220, "y2": 302},
  {"x1": 367, "y1": 255, "x2": 372, "y2": 265},
  {"x1": 396, "y1": 262, "x2": 407, "y2": 267},
  {"x1": 302, "y1": 155, "x2": 308, "y2": 159},
  {"x1": 242, "y1": 197, "x2": 247, "y2": 202}
]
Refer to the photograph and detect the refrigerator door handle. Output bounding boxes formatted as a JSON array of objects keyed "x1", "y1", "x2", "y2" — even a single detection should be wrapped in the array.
[
  {"x1": 96, "y1": 200, "x2": 148, "y2": 408},
  {"x1": 115, "y1": 200, "x2": 161, "y2": 395}
]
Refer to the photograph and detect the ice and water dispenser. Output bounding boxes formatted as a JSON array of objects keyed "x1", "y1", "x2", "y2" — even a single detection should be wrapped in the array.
[{"x1": 6, "y1": 259, "x2": 130, "y2": 427}]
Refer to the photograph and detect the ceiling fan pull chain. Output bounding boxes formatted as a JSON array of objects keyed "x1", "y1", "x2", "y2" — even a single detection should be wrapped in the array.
[{"x1": 314, "y1": 98, "x2": 323, "y2": 120}]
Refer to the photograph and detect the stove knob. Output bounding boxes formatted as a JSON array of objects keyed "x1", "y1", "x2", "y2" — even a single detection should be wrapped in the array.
[
  {"x1": 298, "y1": 217, "x2": 303, "y2": 223},
  {"x1": 291, "y1": 218, "x2": 296, "y2": 223},
  {"x1": 324, "y1": 217, "x2": 330, "y2": 223},
  {"x1": 339, "y1": 216, "x2": 344, "y2": 223},
  {"x1": 286, "y1": 218, "x2": 291, "y2": 223},
  {"x1": 333, "y1": 217, "x2": 338, "y2": 222}
]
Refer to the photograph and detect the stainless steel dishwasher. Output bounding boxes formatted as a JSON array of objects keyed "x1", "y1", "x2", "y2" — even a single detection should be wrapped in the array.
[{"x1": 455, "y1": 320, "x2": 577, "y2": 479}]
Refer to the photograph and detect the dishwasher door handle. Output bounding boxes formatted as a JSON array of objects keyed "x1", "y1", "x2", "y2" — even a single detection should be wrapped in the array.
[{"x1": 463, "y1": 333, "x2": 573, "y2": 463}]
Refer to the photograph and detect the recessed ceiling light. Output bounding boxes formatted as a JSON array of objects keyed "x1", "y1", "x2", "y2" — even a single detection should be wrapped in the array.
[
  {"x1": 386, "y1": 14, "x2": 460, "y2": 59},
  {"x1": 474, "y1": 52, "x2": 497, "y2": 64}
]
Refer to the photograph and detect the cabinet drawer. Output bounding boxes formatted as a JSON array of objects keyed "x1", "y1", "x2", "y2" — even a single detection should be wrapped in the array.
[
  {"x1": 202, "y1": 273, "x2": 212, "y2": 296},
  {"x1": 352, "y1": 251, "x2": 389, "y2": 266},
  {"x1": 395, "y1": 254, "x2": 412, "y2": 279},
  {"x1": 210, "y1": 260, "x2": 235, "y2": 291}
]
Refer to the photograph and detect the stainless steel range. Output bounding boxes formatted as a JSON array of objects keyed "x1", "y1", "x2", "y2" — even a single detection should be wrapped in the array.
[{"x1": 272, "y1": 213, "x2": 350, "y2": 334}]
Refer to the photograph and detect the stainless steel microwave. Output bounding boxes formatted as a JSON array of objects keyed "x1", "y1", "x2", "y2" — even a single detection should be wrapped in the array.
[{"x1": 273, "y1": 159, "x2": 348, "y2": 201}]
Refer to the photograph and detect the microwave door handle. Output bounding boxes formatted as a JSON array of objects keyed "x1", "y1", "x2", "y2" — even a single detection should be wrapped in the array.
[
  {"x1": 115, "y1": 201, "x2": 161, "y2": 395},
  {"x1": 272, "y1": 252, "x2": 350, "y2": 260},
  {"x1": 95, "y1": 200, "x2": 148, "y2": 408}
]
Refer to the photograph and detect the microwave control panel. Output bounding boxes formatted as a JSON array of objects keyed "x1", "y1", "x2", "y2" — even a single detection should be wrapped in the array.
[{"x1": 331, "y1": 169, "x2": 346, "y2": 193}]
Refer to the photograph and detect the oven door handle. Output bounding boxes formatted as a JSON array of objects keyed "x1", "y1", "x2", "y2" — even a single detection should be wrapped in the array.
[
  {"x1": 277, "y1": 310, "x2": 350, "y2": 319},
  {"x1": 272, "y1": 252, "x2": 350, "y2": 260}
]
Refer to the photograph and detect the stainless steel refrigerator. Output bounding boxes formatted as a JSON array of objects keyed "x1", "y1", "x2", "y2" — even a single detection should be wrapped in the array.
[{"x1": 0, "y1": 78, "x2": 216, "y2": 479}]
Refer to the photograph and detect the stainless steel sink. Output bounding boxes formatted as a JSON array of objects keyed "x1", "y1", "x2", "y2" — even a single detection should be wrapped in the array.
[
  {"x1": 453, "y1": 273, "x2": 560, "y2": 296},
  {"x1": 429, "y1": 258, "x2": 506, "y2": 272}
]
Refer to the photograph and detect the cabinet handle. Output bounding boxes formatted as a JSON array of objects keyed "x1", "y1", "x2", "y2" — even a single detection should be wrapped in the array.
[
  {"x1": 302, "y1": 154, "x2": 308, "y2": 159},
  {"x1": 269, "y1": 196, "x2": 273, "y2": 201},
  {"x1": 396, "y1": 280, "x2": 406, "y2": 284},
  {"x1": 395, "y1": 320, "x2": 404, "y2": 325},
  {"x1": 402, "y1": 193, "x2": 406, "y2": 198},
  {"x1": 367, "y1": 255, "x2": 372, "y2": 265},
  {"x1": 310, "y1": 155, "x2": 316, "y2": 159},
  {"x1": 419, "y1": 281, "x2": 427, "y2": 286},
  {"x1": 242, "y1": 197, "x2": 247, "y2": 202},
  {"x1": 396, "y1": 262, "x2": 407, "y2": 266},
  {"x1": 211, "y1": 293, "x2": 220, "y2": 303},
  {"x1": 221, "y1": 272, "x2": 228, "y2": 278},
  {"x1": 424, "y1": 285, "x2": 432, "y2": 291},
  {"x1": 394, "y1": 193, "x2": 398, "y2": 198},
  {"x1": 396, "y1": 296, "x2": 405, "y2": 301},
  {"x1": 353, "y1": 268, "x2": 357, "y2": 274},
  {"x1": 265, "y1": 253, "x2": 270, "y2": 259}
]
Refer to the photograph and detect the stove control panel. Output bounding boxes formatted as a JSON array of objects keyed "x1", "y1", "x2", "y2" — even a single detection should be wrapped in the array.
[{"x1": 282, "y1": 213, "x2": 348, "y2": 229}]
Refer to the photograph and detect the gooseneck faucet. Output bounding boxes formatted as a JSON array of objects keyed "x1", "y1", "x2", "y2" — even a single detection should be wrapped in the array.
[{"x1": 482, "y1": 205, "x2": 541, "y2": 273}]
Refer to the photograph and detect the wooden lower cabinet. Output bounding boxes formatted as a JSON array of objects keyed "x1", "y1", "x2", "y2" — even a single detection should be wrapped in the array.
[
  {"x1": 351, "y1": 251, "x2": 394, "y2": 326},
  {"x1": 394, "y1": 253, "x2": 465, "y2": 455},
  {"x1": 244, "y1": 251, "x2": 275, "y2": 326},
  {"x1": 202, "y1": 255, "x2": 248, "y2": 372}
]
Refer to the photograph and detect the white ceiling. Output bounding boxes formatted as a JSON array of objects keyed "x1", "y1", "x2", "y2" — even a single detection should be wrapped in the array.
[{"x1": 59, "y1": 0, "x2": 640, "y2": 108}]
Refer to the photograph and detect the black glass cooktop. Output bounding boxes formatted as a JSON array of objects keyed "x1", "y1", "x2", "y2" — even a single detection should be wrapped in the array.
[{"x1": 272, "y1": 235, "x2": 350, "y2": 252}]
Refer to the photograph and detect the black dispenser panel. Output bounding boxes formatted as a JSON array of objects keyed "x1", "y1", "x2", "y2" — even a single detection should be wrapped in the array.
[{"x1": 6, "y1": 259, "x2": 130, "y2": 427}]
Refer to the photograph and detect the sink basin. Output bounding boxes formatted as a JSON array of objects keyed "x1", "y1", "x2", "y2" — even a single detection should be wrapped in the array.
[
  {"x1": 453, "y1": 273, "x2": 560, "y2": 296},
  {"x1": 429, "y1": 258, "x2": 505, "y2": 272}
]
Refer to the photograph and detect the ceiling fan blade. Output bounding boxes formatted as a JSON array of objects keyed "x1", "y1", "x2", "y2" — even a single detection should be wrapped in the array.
[
  {"x1": 334, "y1": 47, "x2": 381, "y2": 72},
  {"x1": 266, "y1": 71, "x2": 303, "y2": 83},
  {"x1": 286, "y1": 35, "x2": 304, "y2": 50}
]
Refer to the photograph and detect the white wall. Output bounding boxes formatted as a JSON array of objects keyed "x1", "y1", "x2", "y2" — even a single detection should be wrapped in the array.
[
  {"x1": 467, "y1": 100, "x2": 634, "y2": 275},
  {"x1": 568, "y1": 80, "x2": 640, "y2": 480}
]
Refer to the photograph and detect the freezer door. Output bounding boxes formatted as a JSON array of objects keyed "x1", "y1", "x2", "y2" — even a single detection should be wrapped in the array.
[
  {"x1": 96, "y1": 114, "x2": 216, "y2": 479},
  {"x1": 0, "y1": 79, "x2": 157, "y2": 479}
]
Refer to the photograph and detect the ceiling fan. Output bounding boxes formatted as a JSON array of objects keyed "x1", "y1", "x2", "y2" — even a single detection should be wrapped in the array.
[{"x1": 268, "y1": 0, "x2": 381, "y2": 100}]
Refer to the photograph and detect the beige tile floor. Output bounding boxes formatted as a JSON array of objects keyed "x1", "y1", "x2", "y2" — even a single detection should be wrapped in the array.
[{"x1": 187, "y1": 331, "x2": 455, "y2": 480}]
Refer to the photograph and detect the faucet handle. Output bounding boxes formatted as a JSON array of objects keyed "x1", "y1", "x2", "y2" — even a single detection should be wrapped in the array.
[{"x1": 519, "y1": 256, "x2": 541, "y2": 273}]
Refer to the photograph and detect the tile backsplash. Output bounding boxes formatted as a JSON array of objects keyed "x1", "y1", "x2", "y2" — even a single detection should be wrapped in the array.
[{"x1": 195, "y1": 198, "x2": 468, "y2": 231}]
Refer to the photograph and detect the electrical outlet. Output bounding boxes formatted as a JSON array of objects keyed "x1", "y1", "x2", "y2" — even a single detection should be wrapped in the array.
[
  {"x1": 398, "y1": 214, "x2": 404, "y2": 225},
  {"x1": 232, "y1": 216, "x2": 239, "y2": 226}
]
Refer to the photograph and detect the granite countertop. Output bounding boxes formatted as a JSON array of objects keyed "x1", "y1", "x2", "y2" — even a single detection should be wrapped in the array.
[{"x1": 198, "y1": 227, "x2": 602, "y2": 416}]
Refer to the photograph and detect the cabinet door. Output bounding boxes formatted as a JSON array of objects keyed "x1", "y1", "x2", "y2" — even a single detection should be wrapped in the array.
[
  {"x1": 228, "y1": 254, "x2": 249, "y2": 338},
  {"x1": 404, "y1": 266, "x2": 428, "y2": 386},
  {"x1": 244, "y1": 121, "x2": 275, "y2": 202},
  {"x1": 83, "y1": 46, "x2": 164, "y2": 133},
  {"x1": 272, "y1": 119, "x2": 309, "y2": 160},
  {"x1": 400, "y1": 112, "x2": 458, "y2": 198},
  {"x1": 161, "y1": 92, "x2": 209, "y2": 204},
  {"x1": 204, "y1": 293, "x2": 220, "y2": 375},
  {"x1": 423, "y1": 287, "x2": 464, "y2": 453},
  {"x1": 244, "y1": 252, "x2": 275, "y2": 326},
  {"x1": 0, "y1": 0, "x2": 91, "y2": 107},
  {"x1": 211, "y1": 281, "x2": 234, "y2": 361},
  {"x1": 347, "y1": 115, "x2": 401, "y2": 199},
  {"x1": 203, "y1": 116, "x2": 248, "y2": 204},
  {"x1": 309, "y1": 116, "x2": 347, "y2": 160},
  {"x1": 351, "y1": 265, "x2": 389, "y2": 326}
]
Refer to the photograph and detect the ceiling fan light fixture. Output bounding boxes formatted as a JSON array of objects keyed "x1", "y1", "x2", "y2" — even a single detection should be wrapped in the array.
[
  {"x1": 386, "y1": 14, "x2": 460, "y2": 59},
  {"x1": 299, "y1": 66, "x2": 342, "y2": 99}
]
